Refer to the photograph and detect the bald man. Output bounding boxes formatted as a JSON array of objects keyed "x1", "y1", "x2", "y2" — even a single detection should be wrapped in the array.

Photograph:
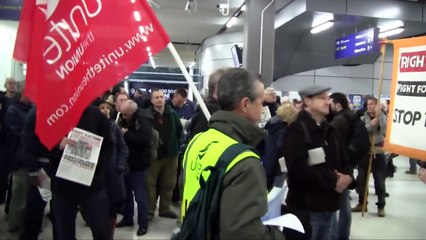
[
  {"x1": 0, "y1": 77, "x2": 18, "y2": 204},
  {"x1": 116, "y1": 100, "x2": 153, "y2": 236}
]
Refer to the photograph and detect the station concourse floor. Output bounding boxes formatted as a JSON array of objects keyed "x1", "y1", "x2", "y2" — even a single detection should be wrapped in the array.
[{"x1": 0, "y1": 155, "x2": 425, "y2": 239}]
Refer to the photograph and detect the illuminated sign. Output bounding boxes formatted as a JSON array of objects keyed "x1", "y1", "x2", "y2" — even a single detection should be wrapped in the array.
[{"x1": 335, "y1": 28, "x2": 379, "y2": 59}]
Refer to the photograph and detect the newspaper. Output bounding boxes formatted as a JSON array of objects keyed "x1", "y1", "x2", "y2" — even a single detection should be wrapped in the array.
[
  {"x1": 258, "y1": 106, "x2": 272, "y2": 128},
  {"x1": 55, "y1": 127, "x2": 103, "y2": 186}
]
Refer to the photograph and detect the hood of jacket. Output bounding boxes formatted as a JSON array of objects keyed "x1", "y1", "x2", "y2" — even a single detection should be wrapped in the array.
[
  {"x1": 209, "y1": 110, "x2": 264, "y2": 147},
  {"x1": 264, "y1": 115, "x2": 288, "y2": 131}
]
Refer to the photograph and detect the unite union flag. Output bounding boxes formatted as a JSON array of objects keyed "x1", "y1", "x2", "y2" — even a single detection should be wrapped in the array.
[{"x1": 13, "y1": 0, "x2": 170, "y2": 149}]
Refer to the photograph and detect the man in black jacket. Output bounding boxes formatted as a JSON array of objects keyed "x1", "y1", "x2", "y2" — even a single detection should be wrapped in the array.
[
  {"x1": 187, "y1": 68, "x2": 225, "y2": 140},
  {"x1": 50, "y1": 106, "x2": 114, "y2": 240},
  {"x1": 19, "y1": 107, "x2": 57, "y2": 240},
  {"x1": 283, "y1": 85, "x2": 354, "y2": 240},
  {"x1": 116, "y1": 100, "x2": 152, "y2": 236},
  {"x1": 329, "y1": 92, "x2": 357, "y2": 240},
  {"x1": 3, "y1": 81, "x2": 32, "y2": 232},
  {"x1": 0, "y1": 77, "x2": 17, "y2": 205}
]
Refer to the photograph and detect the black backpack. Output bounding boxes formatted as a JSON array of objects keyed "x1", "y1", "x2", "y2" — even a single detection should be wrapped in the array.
[
  {"x1": 343, "y1": 114, "x2": 371, "y2": 166},
  {"x1": 174, "y1": 143, "x2": 255, "y2": 240}
]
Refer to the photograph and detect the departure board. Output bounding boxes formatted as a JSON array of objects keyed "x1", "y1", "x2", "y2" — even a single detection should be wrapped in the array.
[{"x1": 335, "y1": 28, "x2": 379, "y2": 59}]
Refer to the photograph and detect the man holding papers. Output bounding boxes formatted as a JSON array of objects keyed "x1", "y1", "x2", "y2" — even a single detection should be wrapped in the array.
[
  {"x1": 50, "y1": 106, "x2": 114, "y2": 240},
  {"x1": 283, "y1": 86, "x2": 354, "y2": 240}
]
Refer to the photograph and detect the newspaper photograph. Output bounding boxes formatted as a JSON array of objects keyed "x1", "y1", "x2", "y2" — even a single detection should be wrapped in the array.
[
  {"x1": 56, "y1": 127, "x2": 103, "y2": 186},
  {"x1": 258, "y1": 106, "x2": 272, "y2": 129}
]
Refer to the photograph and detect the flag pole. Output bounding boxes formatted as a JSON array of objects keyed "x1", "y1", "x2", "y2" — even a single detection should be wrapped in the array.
[
  {"x1": 361, "y1": 41, "x2": 388, "y2": 217},
  {"x1": 167, "y1": 43, "x2": 211, "y2": 120}
]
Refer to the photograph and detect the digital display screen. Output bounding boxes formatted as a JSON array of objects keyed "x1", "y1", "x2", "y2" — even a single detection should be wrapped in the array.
[
  {"x1": 231, "y1": 45, "x2": 243, "y2": 68},
  {"x1": 335, "y1": 27, "x2": 379, "y2": 59}
]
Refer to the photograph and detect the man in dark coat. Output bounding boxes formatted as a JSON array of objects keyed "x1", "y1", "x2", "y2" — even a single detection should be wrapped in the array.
[
  {"x1": 0, "y1": 77, "x2": 17, "y2": 204},
  {"x1": 329, "y1": 92, "x2": 357, "y2": 240},
  {"x1": 19, "y1": 106, "x2": 57, "y2": 240},
  {"x1": 283, "y1": 85, "x2": 354, "y2": 240},
  {"x1": 116, "y1": 99, "x2": 152, "y2": 236},
  {"x1": 187, "y1": 68, "x2": 225, "y2": 140},
  {"x1": 3, "y1": 81, "x2": 32, "y2": 232},
  {"x1": 92, "y1": 98, "x2": 128, "y2": 236},
  {"x1": 147, "y1": 89, "x2": 182, "y2": 220},
  {"x1": 50, "y1": 105, "x2": 114, "y2": 240}
]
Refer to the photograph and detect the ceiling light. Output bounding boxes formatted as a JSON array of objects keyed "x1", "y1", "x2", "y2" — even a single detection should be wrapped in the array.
[
  {"x1": 225, "y1": 16, "x2": 237, "y2": 28},
  {"x1": 378, "y1": 20, "x2": 404, "y2": 33},
  {"x1": 311, "y1": 13, "x2": 334, "y2": 28},
  {"x1": 149, "y1": 56, "x2": 156, "y2": 69},
  {"x1": 185, "y1": 0, "x2": 196, "y2": 13},
  {"x1": 378, "y1": 27, "x2": 404, "y2": 38},
  {"x1": 310, "y1": 21, "x2": 334, "y2": 34}
]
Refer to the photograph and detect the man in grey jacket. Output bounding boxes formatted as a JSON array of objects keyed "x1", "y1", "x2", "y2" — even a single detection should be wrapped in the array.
[{"x1": 352, "y1": 96, "x2": 387, "y2": 217}]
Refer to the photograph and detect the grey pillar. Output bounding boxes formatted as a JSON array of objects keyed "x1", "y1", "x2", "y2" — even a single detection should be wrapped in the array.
[{"x1": 243, "y1": 0, "x2": 275, "y2": 87}]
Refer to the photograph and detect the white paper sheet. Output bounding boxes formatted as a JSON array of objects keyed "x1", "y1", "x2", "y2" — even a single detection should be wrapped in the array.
[{"x1": 263, "y1": 213, "x2": 305, "y2": 234}]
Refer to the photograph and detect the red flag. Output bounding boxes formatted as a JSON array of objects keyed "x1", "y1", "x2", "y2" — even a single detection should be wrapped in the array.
[{"x1": 13, "y1": 0, "x2": 170, "y2": 149}]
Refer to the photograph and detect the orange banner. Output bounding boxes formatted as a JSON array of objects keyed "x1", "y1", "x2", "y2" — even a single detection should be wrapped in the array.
[{"x1": 385, "y1": 36, "x2": 426, "y2": 161}]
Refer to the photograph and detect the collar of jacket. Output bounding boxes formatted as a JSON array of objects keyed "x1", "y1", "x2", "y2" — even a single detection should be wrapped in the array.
[
  {"x1": 151, "y1": 104, "x2": 173, "y2": 115},
  {"x1": 209, "y1": 110, "x2": 265, "y2": 147},
  {"x1": 298, "y1": 109, "x2": 330, "y2": 133}
]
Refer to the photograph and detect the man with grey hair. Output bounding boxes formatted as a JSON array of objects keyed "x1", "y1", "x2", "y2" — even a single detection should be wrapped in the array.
[
  {"x1": 264, "y1": 86, "x2": 280, "y2": 117},
  {"x1": 180, "y1": 68, "x2": 289, "y2": 239},
  {"x1": 3, "y1": 80, "x2": 32, "y2": 231},
  {"x1": 116, "y1": 99, "x2": 153, "y2": 236},
  {"x1": 188, "y1": 68, "x2": 227, "y2": 140},
  {"x1": 0, "y1": 77, "x2": 18, "y2": 204}
]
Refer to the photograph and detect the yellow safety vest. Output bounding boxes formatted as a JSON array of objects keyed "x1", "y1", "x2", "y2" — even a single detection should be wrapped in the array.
[{"x1": 180, "y1": 128, "x2": 259, "y2": 221}]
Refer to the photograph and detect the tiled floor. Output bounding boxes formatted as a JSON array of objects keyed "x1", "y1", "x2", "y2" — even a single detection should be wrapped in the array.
[{"x1": 0, "y1": 155, "x2": 425, "y2": 239}]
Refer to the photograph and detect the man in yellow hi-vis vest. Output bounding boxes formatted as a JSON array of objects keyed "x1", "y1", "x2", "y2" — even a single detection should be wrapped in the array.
[{"x1": 181, "y1": 68, "x2": 286, "y2": 239}]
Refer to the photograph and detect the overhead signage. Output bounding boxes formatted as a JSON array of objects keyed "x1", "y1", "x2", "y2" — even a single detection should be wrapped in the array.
[
  {"x1": 0, "y1": 0, "x2": 23, "y2": 21},
  {"x1": 335, "y1": 27, "x2": 379, "y2": 59}
]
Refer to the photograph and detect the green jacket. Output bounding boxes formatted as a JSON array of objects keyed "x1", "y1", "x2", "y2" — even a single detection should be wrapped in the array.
[
  {"x1": 209, "y1": 110, "x2": 285, "y2": 240},
  {"x1": 150, "y1": 105, "x2": 183, "y2": 158}
]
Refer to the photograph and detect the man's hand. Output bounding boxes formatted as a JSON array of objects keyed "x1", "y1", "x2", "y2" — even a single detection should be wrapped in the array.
[
  {"x1": 121, "y1": 128, "x2": 128, "y2": 134},
  {"x1": 335, "y1": 171, "x2": 353, "y2": 193},
  {"x1": 29, "y1": 176, "x2": 41, "y2": 187},
  {"x1": 370, "y1": 117, "x2": 379, "y2": 127},
  {"x1": 418, "y1": 168, "x2": 426, "y2": 184},
  {"x1": 59, "y1": 137, "x2": 77, "y2": 150}
]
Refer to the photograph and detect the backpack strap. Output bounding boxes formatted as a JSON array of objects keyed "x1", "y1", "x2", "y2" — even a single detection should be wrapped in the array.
[
  {"x1": 199, "y1": 143, "x2": 255, "y2": 188},
  {"x1": 216, "y1": 143, "x2": 254, "y2": 169}
]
